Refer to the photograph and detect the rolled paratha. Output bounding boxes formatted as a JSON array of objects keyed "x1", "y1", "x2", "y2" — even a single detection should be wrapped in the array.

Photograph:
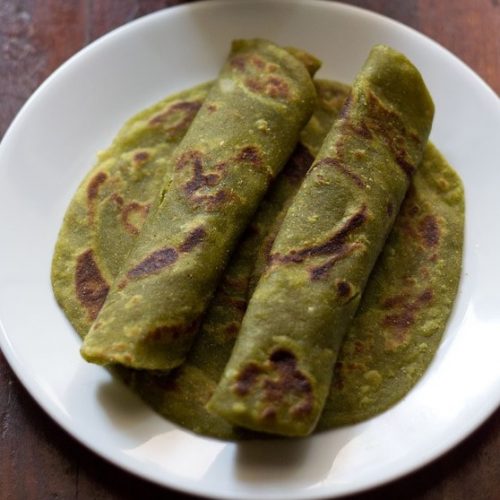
[
  {"x1": 318, "y1": 143, "x2": 464, "y2": 428},
  {"x1": 80, "y1": 39, "x2": 318, "y2": 370},
  {"x1": 207, "y1": 45, "x2": 435, "y2": 436}
]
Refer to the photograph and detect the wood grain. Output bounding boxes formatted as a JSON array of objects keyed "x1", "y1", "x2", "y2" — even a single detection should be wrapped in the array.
[{"x1": 0, "y1": 1, "x2": 498, "y2": 499}]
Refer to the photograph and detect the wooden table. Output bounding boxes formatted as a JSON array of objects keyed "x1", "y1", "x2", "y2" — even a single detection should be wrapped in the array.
[{"x1": 1, "y1": 1, "x2": 498, "y2": 498}]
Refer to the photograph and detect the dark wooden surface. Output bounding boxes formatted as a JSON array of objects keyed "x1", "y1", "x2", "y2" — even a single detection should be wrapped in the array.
[{"x1": 1, "y1": 1, "x2": 499, "y2": 499}]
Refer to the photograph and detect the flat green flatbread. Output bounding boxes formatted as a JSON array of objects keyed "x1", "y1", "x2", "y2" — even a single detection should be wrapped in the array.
[
  {"x1": 80, "y1": 39, "x2": 318, "y2": 371},
  {"x1": 52, "y1": 82, "x2": 211, "y2": 336},
  {"x1": 208, "y1": 45, "x2": 435, "y2": 436}
]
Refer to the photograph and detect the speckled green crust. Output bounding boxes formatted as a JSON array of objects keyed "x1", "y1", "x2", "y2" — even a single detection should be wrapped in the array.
[
  {"x1": 51, "y1": 82, "x2": 211, "y2": 336},
  {"x1": 317, "y1": 143, "x2": 464, "y2": 428},
  {"x1": 80, "y1": 39, "x2": 317, "y2": 370},
  {"x1": 207, "y1": 45, "x2": 435, "y2": 436}
]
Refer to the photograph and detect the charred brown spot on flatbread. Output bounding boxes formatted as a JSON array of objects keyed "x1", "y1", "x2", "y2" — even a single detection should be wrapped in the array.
[
  {"x1": 75, "y1": 249, "x2": 110, "y2": 321},
  {"x1": 338, "y1": 90, "x2": 420, "y2": 182},
  {"x1": 383, "y1": 309, "x2": 413, "y2": 331},
  {"x1": 231, "y1": 54, "x2": 290, "y2": 99},
  {"x1": 127, "y1": 247, "x2": 178, "y2": 279},
  {"x1": 231, "y1": 52, "x2": 276, "y2": 71},
  {"x1": 149, "y1": 100, "x2": 202, "y2": 138},
  {"x1": 309, "y1": 243, "x2": 361, "y2": 282},
  {"x1": 418, "y1": 289, "x2": 433, "y2": 304},
  {"x1": 265, "y1": 76, "x2": 290, "y2": 99},
  {"x1": 229, "y1": 54, "x2": 247, "y2": 71},
  {"x1": 133, "y1": 151, "x2": 150, "y2": 163},
  {"x1": 314, "y1": 157, "x2": 366, "y2": 189},
  {"x1": 400, "y1": 206, "x2": 441, "y2": 251},
  {"x1": 177, "y1": 150, "x2": 229, "y2": 209},
  {"x1": 184, "y1": 168, "x2": 221, "y2": 193},
  {"x1": 121, "y1": 202, "x2": 150, "y2": 235},
  {"x1": 394, "y1": 151, "x2": 415, "y2": 178},
  {"x1": 419, "y1": 215, "x2": 440, "y2": 247},
  {"x1": 348, "y1": 120, "x2": 373, "y2": 139},
  {"x1": 271, "y1": 205, "x2": 367, "y2": 266},
  {"x1": 233, "y1": 349, "x2": 314, "y2": 419},
  {"x1": 111, "y1": 193, "x2": 124, "y2": 206},
  {"x1": 261, "y1": 406, "x2": 277, "y2": 421},
  {"x1": 237, "y1": 145, "x2": 262, "y2": 166},
  {"x1": 198, "y1": 189, "x2": 237, "y2": 211},
  {"x1": 365, "y1": 90, "x2": 418, "y2": 179},
  {"x1": 234, "y1": 363, "x2": 263, "y2": 396},
  {"x1": 269, "y1": 348, "x2": 296, "y2": 366},
  {"x1": 86, "y1": 172, "x2": 108, "y2": 221},
  {"x1": 408, "y1": 204, "x2": 420, "y2": 217},
  {"x1": 354, "y1": 340, "x2": 366, "y2": 354},
  {"x1": 176, "y1": 149, "x2": 203, "y2": 173},
  {"x1": 237, "y1": 145, "x2": 272, "y2": 181},
  {"x1": 309, "y1": 257, "x2": 337, "y2": 281},
  {"x1": 249, "y1": 54, "x2": 266, "y2": 69},
  {"x1": 146, "y1": 318, "x2": 200, "y2": 342},
  {"x1": 263, "y1": 349, "x2": 314, "y2": 418},
  {"x1": 382, "y1": 288, "x2": 434, "y2": 350},
  {"x1": 290, "y1": 400, "x2": 314, "y2": 418},
  {"x1": 87, "y1": 172, "x2": 108, "y2": 201},
  {"x1": 179, "y1": 226, "x2": 207, "y2": 252},
  {"x1": 177, "y1": 149, "x2": 243, "y2": 211},
  {"x1": 337, "y1": 280, "x2": 353, "y2": 298},
  {"x1": 245, "y1": 75, "x2": 290, "y2": 99},
  {"x1": 382, "y1": 295, "x2": 406, "y2": 309},
  {"x1": 116, "y1": 278, "x2": 127, "y2": 290}
]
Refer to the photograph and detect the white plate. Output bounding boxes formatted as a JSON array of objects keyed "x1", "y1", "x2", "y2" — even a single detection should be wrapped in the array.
[{"x1": 1, "y1": 1, "x2": 499, "y2": 498}]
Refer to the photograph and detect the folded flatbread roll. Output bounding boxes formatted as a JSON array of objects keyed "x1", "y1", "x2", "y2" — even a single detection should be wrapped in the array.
[
  {"x1": 80, "y1": 39, "x2": 318, "y2": 370},
  {"x1": 207, "y1": 45, "x2": 435, "y2": 436},
  {"x1": 318, "y1": 143, "x2": 464, "y2": 428}
]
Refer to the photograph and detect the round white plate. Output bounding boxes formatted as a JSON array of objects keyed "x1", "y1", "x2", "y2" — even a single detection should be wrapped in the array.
[{"x1": 0, "y1": 1, "x2": 499, "y2": 498}]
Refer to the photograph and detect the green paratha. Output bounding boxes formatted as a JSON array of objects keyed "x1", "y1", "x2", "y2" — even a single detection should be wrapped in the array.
[
  {"x1": 208, "y1": 45, "x2": 435, "y2": 436},
  {"x1": 80, "y1": 39, "x2": 318, "y2": 371},
  {"x1": 52, "y1": 66, "x2": 463, "y2": 440}
]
